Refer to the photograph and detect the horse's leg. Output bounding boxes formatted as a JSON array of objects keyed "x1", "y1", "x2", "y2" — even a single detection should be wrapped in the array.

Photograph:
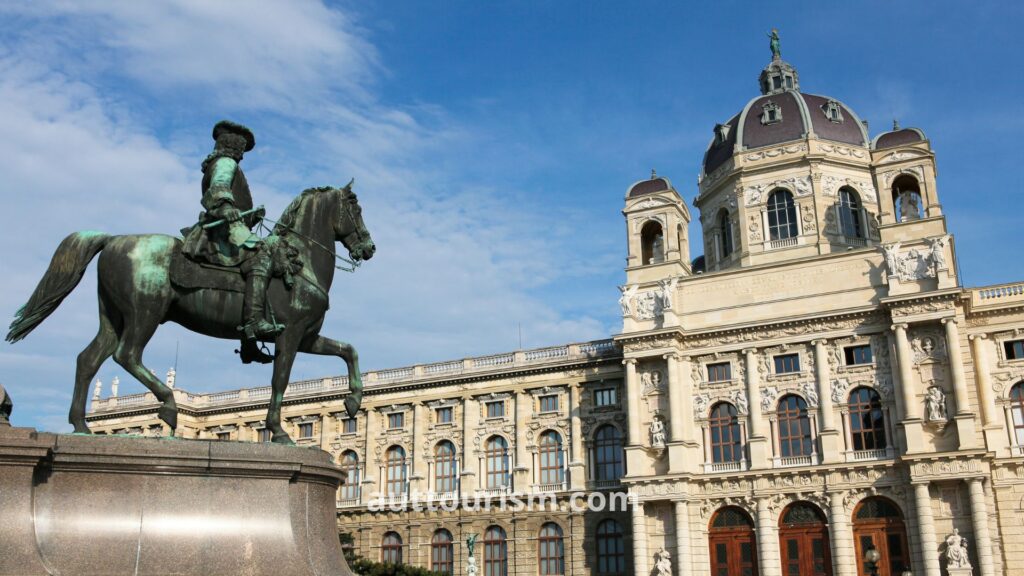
[
  {"x1": 267, "y1": 331, "x2": 303, "y2": 444},
  {"x1": 69, "y1": 294, "x2": 119, "y2": 432},
  {"x1": 298, "y1": 335, "x2": 363, "y2": 418},
  {"x1": 112, "y1": 320, "x2": 178, "y2": 434}
]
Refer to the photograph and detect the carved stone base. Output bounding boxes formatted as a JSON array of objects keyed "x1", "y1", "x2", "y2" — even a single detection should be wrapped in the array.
[
  {"x1": 946, "y1": 567, "x2": 973, "y2": 576},
  {"x1": 954, "y1": 413, "x2": 979, "y2": 450},
  {"x1": 900, "y1": 419, "x2": 925, "y2": 454},
  {"x1": 0, "y1": 426, "x2": 352, "y2": 576},
  {"x1": 748, "y1": 435, "x2": 771, "y2": 470},
  {"x1": 818, "y1": 429, "x2": 842, "y2": 464}
]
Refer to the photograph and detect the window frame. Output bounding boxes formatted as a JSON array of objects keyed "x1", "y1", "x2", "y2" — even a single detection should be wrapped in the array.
[
  {"x1": 339, "y1": 450, "x2": 360, "y2": 500},
  {"x1": 706, "y1": 361, "x2": 732, "y2": 383},
  {"x1": 766, "y1": 189, "x2": 799, "y2": 241},
  {"x1": 838, "y1": 188, "x2": 864, "y2": 239},
  {"x1": 483, "y1": 526, "x2": 508, "y2": 576},
  {"x1": 385, "y1": 445, "x2": 407, "y2": 497},
  {"x1": 595, "y1": 519, "x2": 626, "y2": 576},
  {"x1": 298, "y1": 422, "x2": 314, "y2": 439},
  {"x1": 777, "y1": 395, "x2": 813, "y2": 458},
  {"x1": 485, "y1": 400, "x2": 506, "y2": 419},
  {"x1": 539, "y1": 394, "x2": 560, "y2": 413},
  {"x1": 844, "y1": 344, "x2": 874, "y2": 366},
  {"x1": 387, "y1": 412, "x2": 405, "y2": 430},
  {"x1": 381, "y1": 531, "x2": 403, "y2": 564},
  {"x1": 847, "y1": 387, "x2": 886, "y2": 452},
  {"x1": 342, "y1": 417, "x2": 358, "y2": 434},
  {"x1": 435, "y1": 406, "x2": 454, "y2": 424},
  {"x1": 485, "y1": 436, "x2": 510, "y2": 489},
  {"x1": 709, "y1": 402, "x2": 743, "y2": 464},
  {"x1": 1010, "y1": 383, "x2": 1024, "y2": 447},
  {"x1": 592, "y1": 425, "x2": 624, "y2": 482},
  {"x1": 538, "y1": 523, "x2": 565, "y2": 576},
  {"x1": 773, "y1": 353, "x2": 801, "y2": 375},
  {"x1": 1004, "y1": 339, "x2": 1024, "y2": 361},
  {"x1": 431, "y1": 529, "x2": 454, "y2": 575},
  {"x1": 434, "y1": 440, "x2": 457, "y2": 494},
  {"x1": 538, "y1": 430, "x2": 565, "y2": 486},
  {"x1": 593, "y1": 387, "x2": 617, "y2": 407}
]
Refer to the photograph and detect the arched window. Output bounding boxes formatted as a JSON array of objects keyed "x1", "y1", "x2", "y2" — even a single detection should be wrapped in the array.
[
  {"x1": 538, "y1": 523, "x2": 565, "y2": 576},
  {"x1": 839, "y1": 187, "x2": 863, "y2": 238},
  {"x1": 595, "y1": 519, "x2": 626, "y2": 575},
  {"x1": 891, "y1": 175, "x2": 922, "y2": 222},
  {"x1": 848, "y1": 388, "x2": 886, "y2": 451},
  {"x1": 709, "y1": 507, "x2": 758, "y2": 576},
  {"x1": 539, "y1": 431, "x2": 565, "y2": 486},
  {"x1": 709, "y1": 402, "x2": 743, "y2": 463},
  {"x1": 853, "y1": 497, "x2": 909, "y2": 576},
  {"x1": 767, "y1": 189, "x2": 798, "y2": 240},
  {"x1": 483, "y1": 525, "x2": 508, "y2": 576},
  {"x1": 641, "y1": 221, "x2": 665, "y2": 265},
  {"x1": 381, "y1": 531, "x2": 403, "y2": 564},
  {"x1": 1010, "y1": 382, "x2": 1024, "y2": 446},
  {"x1": 777, "y1": 395, "x2": 813, "y2": 458},
  {"x1": 385, "y1": 445, "x2": 407, "y2": 497},
  {"x1": 434, "y1": 440, "x2": 457, "y2": 494},
  {"x1": 485, "y1": 436, "x2": 510, "y2": 489},
  {"x1": 431, "y1": 529, "x2": 454, "y2": 574},
  {"x1": 339, "y1": 450, "x2": 360, "y2": 500},
  {"x1": 593, "y1": 425, "x2": 624, "y2": 482},
  {"x1": 779, "y1": 502, "x2": 831, "y2": 576},
  {"x1": 718, "y1": 209, "x2": 734, "y2": 258}
]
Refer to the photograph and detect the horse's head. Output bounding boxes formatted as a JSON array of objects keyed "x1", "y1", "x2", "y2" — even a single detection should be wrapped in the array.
[{"x1": 335, "y1": 185, "x2": 375, "y2": 262}]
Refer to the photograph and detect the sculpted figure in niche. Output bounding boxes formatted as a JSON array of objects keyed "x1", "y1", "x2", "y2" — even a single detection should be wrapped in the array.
[
  {"x1": 945, "y1": 528, "x2": 971, "y2": 568},
  {"x1": 650, "y1": 416, "x2": 667, "y2": 448},
  {"x1": 655, "y1": 548, "x2": 672, "y2": 576},
  {"x1": 882, "y1": 242, "x2": 901, "y2": 278},
  {"x1": 659, "y1": 277, "x2": 678, "y2": 311},
  {"x1": 733, "y1": 390, "x2": 749, "y2": 415},
  {"x1": 618, "y1": 285, "x2": 637, "y2": 317},
  {"x1": 927, "y1": 235, "x2": 948, "y2": 273},
  {"x1": 925, "y1": 386, "x2": 947, "y2": 422}
]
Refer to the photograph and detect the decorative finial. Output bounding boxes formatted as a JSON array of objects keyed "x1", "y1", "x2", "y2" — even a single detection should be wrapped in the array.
[
  {"x1": 651, "y1": 169, "x2": 657, "y2": 180},
  {"x1": 893, "y1": 119, "x2": 900, "y2": 130},
  {"x1": 767, "y1": 28, "x2": 781, "y2": 60}
]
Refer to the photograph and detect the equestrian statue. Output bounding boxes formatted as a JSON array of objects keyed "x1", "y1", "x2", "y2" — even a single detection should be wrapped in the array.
[{"x1": 6, "y1": 121, "x2": 376, "y2": 444}]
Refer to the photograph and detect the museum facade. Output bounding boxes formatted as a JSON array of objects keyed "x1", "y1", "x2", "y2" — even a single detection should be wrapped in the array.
[{"x1": 87, "y1": 51, "x2": 1024, "y2": 576}]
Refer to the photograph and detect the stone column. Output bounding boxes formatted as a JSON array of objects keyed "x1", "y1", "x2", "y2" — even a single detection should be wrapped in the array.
[
  {"x1": 813, "y1": 339, "x2": 841, "y2": 463},
  {"x1": 411, "y1": 402, "x2": 425, "y2": 494},
  {"x1": 568, "y1": 383, "x2": 585, "y2": 490},
  {"x1": 943, "y1": 318, "x2": 979, "y2": 448},
  {"x1": 968, "y1": 477, "x2": 995, "y2": 576},
  {"x1": 362, "y1": 408, "x2": 377, "y2": 504},
  {"x1": 828, "y1": 492, "x2": 856, "y2": 576},
  {"x1": 744, "y1": 349, "x2": 770, "y2": 469},
  {"x1": 626, "y1": 359, "x2": 642, "y2": 446},
  {"x1": 893, "y1": 323, "x2": 924, "y2": 452},
  {"x1": 674, "y1": 500, "x2": 692, "y2": 576},
  {"x1": 969, "y1": 334, "x2": 1006, "y2": 454},
  {"x1": 461, "y1": 396, "x2": 477, "y2": 492},
  {"x1": 756, "y1": 497, "x2": 781, "y2": 576},
  {"x1": 666, "y1": 354, "x2": 686, "y2": 442},
  {"x1": 913, "y1": 482, "x2": 940, "y2": 576},
  {"x1": 632, "y1": 501, "x2": 649, "y2": 576},
  {"x1": 513, "y1": 391, "x2": 530, "y2": 487}
]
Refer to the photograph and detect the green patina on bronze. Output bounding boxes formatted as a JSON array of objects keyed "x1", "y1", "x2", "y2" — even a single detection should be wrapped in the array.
[
  {"x1": 768, "y1": 28, "x2": 781, "y2": 60},
  {"x1": 6, "y1": 122, "x2": 376, "y2": 445}
]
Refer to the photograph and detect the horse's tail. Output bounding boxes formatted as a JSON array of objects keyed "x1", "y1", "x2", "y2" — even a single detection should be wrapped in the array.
[{"x1": 6, "y1": 231, "x2": 112, "y2": 343}]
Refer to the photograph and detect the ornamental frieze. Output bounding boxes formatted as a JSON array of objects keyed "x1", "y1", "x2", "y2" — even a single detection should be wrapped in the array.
[
  {"x1": 818, "y1": 143, "x2": 866, "y2": 158},
  {"x1": 744, "y1": 176, "x2": 812, "y2": 206},
  {"x1": 622, "y1": 337, "x2": 678, "y2": 353},
  {"x1": 889, "y1": 298, "x2": 956, "y2": 319},
  {"x1": 910, "y1": 457, "x2": 987, "y2": 480},
  {"x1": 681, "y1": 314, "x2": 886, "y2": 350},
  {"x1": 744, "y1": 143, "x2": 807, "y2": 162}
]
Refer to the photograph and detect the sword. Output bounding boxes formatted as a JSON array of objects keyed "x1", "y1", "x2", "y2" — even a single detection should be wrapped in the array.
[{"x1": 202, "y1": 205, "x2": 265, "y2": 229}]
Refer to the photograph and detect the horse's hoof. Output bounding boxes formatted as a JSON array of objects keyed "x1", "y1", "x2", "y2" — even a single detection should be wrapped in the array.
[
  {"x1": 157, "y1": 403, "x2": 178, "y2": 431},
  {"x1": 344, "y1": 395, "x2": 361, "y2": 418},
  {"x1": 70, "y1": 422, "x2": 92, "y2": 434},
  {"x1": 271, "y1": 432, "x2": 295, "y2": 445}
]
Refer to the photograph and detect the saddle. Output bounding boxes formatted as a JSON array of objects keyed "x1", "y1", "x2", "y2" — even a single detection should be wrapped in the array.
[{"x1": 170, "y1": 248, "x2": 246, "y2": 293}]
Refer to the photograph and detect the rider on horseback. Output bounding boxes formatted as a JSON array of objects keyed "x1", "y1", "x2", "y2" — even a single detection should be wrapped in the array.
[{"x1": 181, "y1": 120, "x2": 284, "y2": 364}]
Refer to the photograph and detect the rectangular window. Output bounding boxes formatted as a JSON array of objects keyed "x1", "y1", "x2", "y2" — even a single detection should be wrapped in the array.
[
  {"x1": 1005, "y1": 340, "x2": 1024, "y2": 361},
  {"x1": 706, "y1": 362, "x2": 732, "y2": 382},
  {"x1": 774, "y1": 353, "x2": 801, "y2": 374},
  {"x1": 217, "y1": 431, "x2": 230, "y2": 441},
  {"x1": 844, "y1": 344, "x2": 873, "y2": 366},
  {"x1": 594, "y1": 388, "x2": 617, "y2": 407},
  {"x1": 486, "y1": 401, "x2": 505, "y2": 419},
  {"x1": 298, "y1": 422, "x2": 314, "y2": 438},
  {"x1": 342, "y1": 418, "x2": 357, "y2": 434},
  {"x1": 436, "y1": 407, "x2": 453, "y2": 424},
  {"x1": 388, "y1": 412, "x2": 404, "y2": 429},
  {"x1": 539, "y1": 395, "x2": 559, "y2": 413},
  {"x1": 258, "y1": 428, "x2": 272, "y2": 442},
  {"x1": 772, "y1": 76, "x2": 782, "y2": 89}
]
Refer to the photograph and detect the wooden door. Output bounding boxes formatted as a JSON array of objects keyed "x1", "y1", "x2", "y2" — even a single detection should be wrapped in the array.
[
  {"x1": 852, "y1": 498, "x2": 910, "y2": 576},
  {"x1": 708, "y1": 507, "x2": 759, "y2": 576}
]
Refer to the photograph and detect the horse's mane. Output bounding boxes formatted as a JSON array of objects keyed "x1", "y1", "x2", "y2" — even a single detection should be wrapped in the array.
[{"x1": 274, "y1": 186, "x2": 336, "y2": 234}]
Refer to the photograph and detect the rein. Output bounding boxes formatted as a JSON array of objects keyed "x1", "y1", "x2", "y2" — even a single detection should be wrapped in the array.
[{"x1": 259, "y1": 213, "x2": 362, "y2": 273}]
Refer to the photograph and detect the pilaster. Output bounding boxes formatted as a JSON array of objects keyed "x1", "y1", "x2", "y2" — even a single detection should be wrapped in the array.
[
  {"x1": 828, "y1": 491, "x2": 856, "y2": 576},
  {"x1": 813, "y1": 339, "x2": 841, "y2": 463},
  {"x1": 632, "y1": 501, "x2": 649, "y2": 576},
  {"x1": 943, "y1": 318, "x2": 978, "y2": 448},
  {"x1": 893, "y1": 323, "x2": 924, "y2": 453},
  {"x1": 913, "y1": 481, "x2": 940, "y2": 576},
  {"x1": 967, "y1": 477, "x2": 995, "y2": 576},
  {"x1": 744, "y1": 348, "x2": 770, "y2": 469},
  {"x1": 969, "y1": 334, "x2": 1007, "y2": 454},
  {"x1": 673, "y1": 500, "x2": 692, "y2": 576}
]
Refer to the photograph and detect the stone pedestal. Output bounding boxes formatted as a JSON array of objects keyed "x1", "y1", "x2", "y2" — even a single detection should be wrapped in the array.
[{"x1": 0, "y1": 425, "x2": 352, "y2": 576}]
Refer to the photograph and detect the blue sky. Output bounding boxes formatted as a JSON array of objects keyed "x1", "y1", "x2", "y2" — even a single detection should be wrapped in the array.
[{"x1": 1, "y1": 1, "x2": 1022, "y2": 431}]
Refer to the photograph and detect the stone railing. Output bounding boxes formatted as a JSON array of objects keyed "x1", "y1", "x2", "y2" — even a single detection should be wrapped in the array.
[
  {"x1": 703, "y1": 460, "x2": 746, "y2": 474},
  {"x1": 774, "y1": 453, "x2": 818, "y2": 468},
  {"x1": 973, "y1": 282, "x2": 1024, "y2": 308},
  {"x1": 845, "y1": 448, "x2": 893, "y2": 462},
  {"x1": 88, "y1": 339, "x2": 619, "y2": 414}
]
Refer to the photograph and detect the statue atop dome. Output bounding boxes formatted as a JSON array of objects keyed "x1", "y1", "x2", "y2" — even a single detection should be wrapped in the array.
[{"x1": 767, "y1": 29, "x2": 781, "y2": 60}]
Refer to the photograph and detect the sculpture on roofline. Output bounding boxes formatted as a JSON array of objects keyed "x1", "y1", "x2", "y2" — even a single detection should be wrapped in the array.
[{"x1": 6, "y1": 121, "x2": 376, "y2": 444}]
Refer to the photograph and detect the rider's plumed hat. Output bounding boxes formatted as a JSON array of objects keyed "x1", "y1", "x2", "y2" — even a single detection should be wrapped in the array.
[{"x1": 212, "y1": 120, "x2": 255, "y2": 151}]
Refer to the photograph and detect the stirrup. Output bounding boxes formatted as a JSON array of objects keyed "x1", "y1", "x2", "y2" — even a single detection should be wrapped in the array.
[
  {"x1": 237, "y1": 339, "x2": 274, "y2": 364},
  {"x1": 239, "y1": 319, "x2": 285, "y2": 340}
]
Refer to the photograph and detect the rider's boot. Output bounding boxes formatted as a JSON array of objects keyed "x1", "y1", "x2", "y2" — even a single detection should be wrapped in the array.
[{"x1": 238, "y1": 253, "x2": 285, "y2": 364}]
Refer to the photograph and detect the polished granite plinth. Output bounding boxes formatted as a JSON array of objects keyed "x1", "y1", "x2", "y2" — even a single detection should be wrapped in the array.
[{"x1": 0, "y1": 425, "x2": 353, "y2": 576}]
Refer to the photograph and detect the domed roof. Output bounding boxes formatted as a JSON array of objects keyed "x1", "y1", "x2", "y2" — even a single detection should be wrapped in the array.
[
  {"x1": 627, "y1": 175, "x2": 673, "y2": 198},
  {"x1": 701, "y1": 54, "x2": 869, "y2": 177},
  {"x1": 872, "y1": 126, "x2": 927, "y2": 149}
]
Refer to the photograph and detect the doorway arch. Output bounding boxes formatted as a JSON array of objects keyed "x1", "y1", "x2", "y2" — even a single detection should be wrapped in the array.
[
  {"x1": 778, "y1": 501, "x2": 831, "y2": 576},
  {"x1": 852, "y1": 497, "x2": 909, "y2": 576},
  {"x1": 708, "y1": 506, "x2": 758, "y2": 576}
]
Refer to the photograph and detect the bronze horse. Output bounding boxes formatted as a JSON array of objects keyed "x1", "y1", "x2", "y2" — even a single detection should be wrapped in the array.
[{"x1": 7, "y1": 185, "x2": 375, "y2": 443}]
